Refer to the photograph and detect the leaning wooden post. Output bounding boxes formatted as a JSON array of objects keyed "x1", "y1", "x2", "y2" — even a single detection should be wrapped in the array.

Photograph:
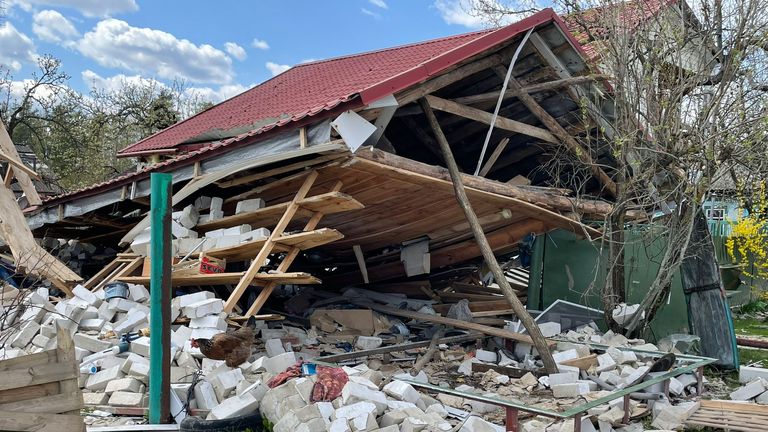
[
  {"x1": 149, "y1": 173, "x2": 172, "y2": 423},
  {"x1": 418, "y1": 97, "x2": 558, "y2": 374}
]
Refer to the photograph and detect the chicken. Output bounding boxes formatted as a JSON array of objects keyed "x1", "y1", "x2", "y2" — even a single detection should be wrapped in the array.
[{"x1": 190, "y1": 318, "x2": 255, "y2": 367}]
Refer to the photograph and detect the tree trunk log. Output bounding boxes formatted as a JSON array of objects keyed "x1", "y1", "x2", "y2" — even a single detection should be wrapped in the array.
[{"x1": 418, "y1": 97, "x2": 558, "y2": 374}]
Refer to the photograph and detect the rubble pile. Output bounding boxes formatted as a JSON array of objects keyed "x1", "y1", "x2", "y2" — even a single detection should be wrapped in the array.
[{"x1": 0, "y1": 284, "x2": 735, "y2": 431}]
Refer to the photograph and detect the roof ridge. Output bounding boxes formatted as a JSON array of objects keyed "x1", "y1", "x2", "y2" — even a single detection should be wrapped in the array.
[
  {"x1": 118, "y1": 28, "x2": 496, "y2": 156},
  {"x1": 293, "y1": 28, "x2": 496, "y2": 69}
]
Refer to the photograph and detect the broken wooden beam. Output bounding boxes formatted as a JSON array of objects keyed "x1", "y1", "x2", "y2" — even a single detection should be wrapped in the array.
[{"x1": 354, "y1": 300, "x2": 548, "y2": 346}]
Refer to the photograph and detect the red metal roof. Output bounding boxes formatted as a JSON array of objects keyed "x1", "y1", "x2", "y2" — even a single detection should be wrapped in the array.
[
  {"x1": 117, "y1": 30, "x2": 498, "y2": 156},
  {"x1": 118, "y1": 9, "x2": 576, "y2": 157},
  {"x1": 37, "y1": 8, "x2": 601, "y2": 209},
  {"x1": 563, "y1": 0, "x2": 678, "y2": 60}
]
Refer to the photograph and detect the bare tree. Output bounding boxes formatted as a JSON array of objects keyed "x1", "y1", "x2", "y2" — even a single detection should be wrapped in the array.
[{"x1": 468, "y1": 0, "x2": 768, "y2": 335}]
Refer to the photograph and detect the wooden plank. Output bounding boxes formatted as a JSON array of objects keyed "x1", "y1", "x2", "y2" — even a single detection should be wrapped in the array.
[
  {"x1": 0, "y1": 185, "x2": 81, "y2": 293},
  {"x1": 352, "y1": 245, "x2": 369, "y2": 284},
  {"x1": 204, "y1": 228, "x2": 344, "y2": 261},
  {"x1": 197, "y1": 191, "x2": 363, "y2": 232},
  {"x1": 225, "y1": 171, "x2": 319, "y2": 312},
  {"x1": 0, "y1": 392, "x2": 83, "y2": 413},
  {"x1": 504, "y1": 74, "x2": 617, "y2": 196},
  {"x1": 452, "y1": 74, "x2": 612, "y2": 106},
  {"x1": 56, "y1": 327, "x2": 82, "y2": 415},
  {"x1": 84, "y1": 257, "x2": 122, "y2": 290},
  {"x1": 438, "y1": 292, "x2": 505, "y2": 302},
  {"x1": 119, "y1": 271, "x2": 320, "y2": 287},
  {"x1": 0, "y1": 122, "x2": 41, "y2": 206},
  {"x1": 424, "y1": 95, "x2": 559, "y2": 144},
  {"x1": 479, "y1": 137, "x2": 510, "y2": 177},
  {"x1": 0, "y1": 349, "x2": 58, "y2": 372},
  {"x1": 355, "y1": 301, "x2": 546, "y2": 345},
  {"x1": 216, "y1": 154, "x2": 341, "y2": 188},
  {"x1": 699, "y1": 400, "x2": 768, "y2": 414},
  {"x1": 559, "y1": 354, "x2": 598, "y2": 370},
  {"x1": 351, "y1": 149, "x2": 606, "y2": 237},
  {"x1": 0, "y1": 410, "x2": 84, "y2": 432},
  {"x1": 0, "y1": 362, "x2": 78, "y2": 392},
  {"x1": 396, "y1": 53, "x2": 504, "y2": 105},
  {"x1": 244, "y1": 180, "x2": 345, "y2": 316},
  {"x1": 0, "y1": 382, "x2": 59, "y2": 405}
]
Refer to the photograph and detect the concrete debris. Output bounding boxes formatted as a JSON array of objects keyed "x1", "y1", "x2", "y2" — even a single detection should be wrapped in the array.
[{"x1": 0, "y1": 274, "x2": 723, "y2": 432}]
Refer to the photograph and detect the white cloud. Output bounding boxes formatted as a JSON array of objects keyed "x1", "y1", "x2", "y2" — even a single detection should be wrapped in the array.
[
  {"x1": 82, "y1": 69, "x2": 250, "y2": 105},
  {"x1": 4, "y1": 78, "x2": 58, "y2": 102},
  {"x1": 9, "y1": 0, "x2": 138, "y2": 17},
  {"x1": 369, "y1": 0, "x2": 388, "y2": 9},
  {"x1": 265, "y1": 62, "x2": 290, "y2": 77},
  {"x1": 252, "y1": 38, "x2": 269, "y2": 50},
  {"x1": 0, "y1": 23, "x2": 38, "y2": 71},
  {"x1": 433, "y1": 0, "x2": 486, "y2": 28},
  {"x1": 361, "y1": 8, "x2": 381, "y2": 19},
  {"x1": 77, "y1": 19, "x2": 235, "y2": 84},
  {"x1": 433, "y1": 0, "x2": 535, "y2": 28},
  {"x1": 32, "y1": 10, "x2": 80, "y2": 44},
  {"x1": 224, "y1": 42, "x2": 247, "y2": 61},
  {"x1": 184, "y1": 83, "x2": 252, "y2": 103},
  {"x1": 81, "y1": 69, "x2": 160, "y2": 93}
]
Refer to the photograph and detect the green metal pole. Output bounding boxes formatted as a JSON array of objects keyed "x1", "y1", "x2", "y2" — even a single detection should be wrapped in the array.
[{"x1": 149, "y1": 173, "x2": 172, "y2": 424}]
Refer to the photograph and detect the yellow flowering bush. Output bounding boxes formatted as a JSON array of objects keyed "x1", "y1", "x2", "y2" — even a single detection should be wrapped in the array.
[{"x1": 726, "y1": 185, "x2": 768, "y2": 279}]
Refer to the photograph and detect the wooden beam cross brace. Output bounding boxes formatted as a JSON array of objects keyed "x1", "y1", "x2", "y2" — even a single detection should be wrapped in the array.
[{"x1": 243, "y1": 180, "x2": 344, "y2": 316}]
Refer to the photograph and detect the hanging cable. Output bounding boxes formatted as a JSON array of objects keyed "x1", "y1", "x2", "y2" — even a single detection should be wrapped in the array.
[{"x1": 473, "y1": 27, "x2": 535, "y2": 176}]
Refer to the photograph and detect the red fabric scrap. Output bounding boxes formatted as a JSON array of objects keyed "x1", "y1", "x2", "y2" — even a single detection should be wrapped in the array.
[
  {"x1": 265, "y1": 361, "x2": 348, "y2": 402},
  {"x1": 311, "y1": 366, "x2": 348, "y2": 402}
]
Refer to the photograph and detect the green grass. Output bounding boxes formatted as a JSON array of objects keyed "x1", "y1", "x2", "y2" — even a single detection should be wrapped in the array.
[
  {"x1": 739, "y1": 347, "x2": 768, "y2": 367},
  {"x1": 733, "y1": 317, "x2": 768, "y2": 338}
]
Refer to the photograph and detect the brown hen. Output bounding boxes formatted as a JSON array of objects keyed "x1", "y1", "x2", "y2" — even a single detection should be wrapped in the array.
[{"x1": 190, "y1": 318, "x2": 255, "y2": 367}]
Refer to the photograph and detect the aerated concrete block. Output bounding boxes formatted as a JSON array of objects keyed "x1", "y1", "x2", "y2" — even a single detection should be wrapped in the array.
[
  {"x1": 211, "y1": 368, "x2": 244, "y2": 401},
  {"x1": 128, "y1": 284, "x2": 150, "y2": 303},
  {"x1": 86, "y1": 365, "x2": 125, "y2": 391},
  {"x1": 83, "y1": 392, "x2": 109, "y2": 405},
  {"x1": 552, "y1": 383, "x2": 591, "y2": 398},
  {"x1": 265, "y1": 338, "x2": 286, "y2": 357},
  {"x1": 73, "y1": 284, "x2": 100, "y2": 306},
  {"x1": 740, "y1": 366, "x2": 768, "y2": 384},
  {"x1": 73, "y1": 333, "x2": 111, "y2": 352},
  {"x1": 342, "y1": 382, "x2": 389, "y2": 415},
  {"x1": 189, "y1": 314, "x2": 227, "y2": 331},
  {"x1": 194, "y1": 380, "x2": 219, "y2": 410},
  {"x1": 183, "y1": 298, "x2": 224, "y2": 319},
  {"x1": 265, "y1": 351, "x2": 297, "y2": 374},
  {"x1": 730, "y1": 379, "x2": 767, "y2": 401},
  {"x1": 383, "y1": 380, "x2": 421, "y2": 404},
  {"x1": 355, "y1": 336, "x2": 383, "y2": 350},
  {"x1": 236, "y1": 198, "x2": 265, "y2": 214},
  {"x1": 10, "y1": 321, "x2": 40, "y2": 348},
  {"x1": 105, "y1": 377, "x2": 144, "y2": 394},
  {"x1": 207, "y1": 392, "x2": 260, "y2": 420},
  {"x1": 130, "y1": 336, "x2": 151, "y2": 357},
  {"x1": 108, "y1": 391, "x2": 145, "y2": 407}
]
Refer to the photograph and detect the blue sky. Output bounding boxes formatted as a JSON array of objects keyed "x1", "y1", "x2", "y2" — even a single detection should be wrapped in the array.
[{"x1": 0, "y1": 0, "x2": 496, "y2": 102}]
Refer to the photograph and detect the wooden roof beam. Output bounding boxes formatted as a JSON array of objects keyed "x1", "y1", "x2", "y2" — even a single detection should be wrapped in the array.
[
  {"x1": 452, "y1": 74, "x2": 612, "y2": 106},
  {"x1": 492, "y1": 63, "x2": 618, "y2": 197},
  {"x1": 423, "y1": 95, "x2": 559, "y2": 144}
]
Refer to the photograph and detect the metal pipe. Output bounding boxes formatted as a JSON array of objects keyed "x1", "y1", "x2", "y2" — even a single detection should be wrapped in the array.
[{"x1": 148, "y1": 173, "x2": 172, "y2": 424}]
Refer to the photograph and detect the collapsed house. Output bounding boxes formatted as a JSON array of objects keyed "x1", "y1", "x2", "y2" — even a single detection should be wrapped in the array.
[{"x1": 0, "y1": 2, "x2": 756, "y2": 431}]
